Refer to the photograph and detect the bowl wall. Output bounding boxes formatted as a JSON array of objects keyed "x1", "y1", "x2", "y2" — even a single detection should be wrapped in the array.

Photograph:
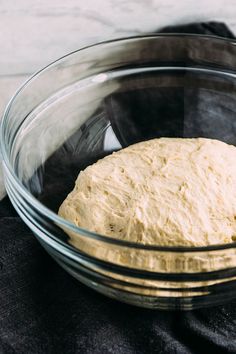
[{"x1": 2, "y1": 35, "x2": 236, "y2": 309}]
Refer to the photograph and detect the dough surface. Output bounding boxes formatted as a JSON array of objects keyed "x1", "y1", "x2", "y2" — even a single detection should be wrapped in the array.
[{"x1": 59, "y1": 138, "x2": 236, "y2": 247}]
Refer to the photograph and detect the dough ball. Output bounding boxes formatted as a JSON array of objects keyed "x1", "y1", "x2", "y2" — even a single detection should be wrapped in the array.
[{"x1": 59, "y1": 138, "x2": 236, "y2": 246}]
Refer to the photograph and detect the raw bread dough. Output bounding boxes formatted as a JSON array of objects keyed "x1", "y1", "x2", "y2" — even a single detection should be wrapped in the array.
[{"x1": 59, "y1": 137, "x2": 236, "y2": 247}]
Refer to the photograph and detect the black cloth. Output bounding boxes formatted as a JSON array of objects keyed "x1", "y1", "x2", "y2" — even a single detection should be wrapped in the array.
[
  {"x1": 106, "y1": 22, "x2": 236, "y2": 148},
  {"x1": 1, "y1": 22, "x2": 236, "y2": 354}
]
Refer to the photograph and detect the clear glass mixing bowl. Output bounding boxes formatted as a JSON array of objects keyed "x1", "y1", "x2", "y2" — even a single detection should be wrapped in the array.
[{"x1": 2, "y1": 34, "x2": 236, "y2": 310}]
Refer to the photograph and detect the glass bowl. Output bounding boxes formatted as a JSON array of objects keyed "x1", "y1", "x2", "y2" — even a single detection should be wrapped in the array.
[{"x1": 2, "y1": 34, "x2": 236, "y2": 310}]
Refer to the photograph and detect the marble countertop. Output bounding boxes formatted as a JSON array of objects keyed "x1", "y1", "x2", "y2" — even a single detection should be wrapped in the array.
[
  {"x1": 0, "y1": 0, "x2": 236, "y2": 198},
  {"x1": 1, "y1": 0, "x2": 236, "y2": 114}
]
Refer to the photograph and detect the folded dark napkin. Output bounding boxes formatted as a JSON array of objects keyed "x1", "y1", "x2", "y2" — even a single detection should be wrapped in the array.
[{"x1": 1, "y1": 22, "x2": 236, "y2": 354}]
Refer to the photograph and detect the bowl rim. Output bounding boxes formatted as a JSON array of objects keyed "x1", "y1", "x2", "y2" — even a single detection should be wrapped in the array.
[{"x1": 2, "y1": 33, "x2": 236, "y2": 253}]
